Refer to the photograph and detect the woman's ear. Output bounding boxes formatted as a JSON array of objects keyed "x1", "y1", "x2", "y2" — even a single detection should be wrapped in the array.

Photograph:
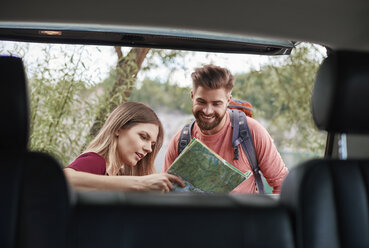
[{"x1": 115, "y1": 129, "x2": 120, "y2": 137}]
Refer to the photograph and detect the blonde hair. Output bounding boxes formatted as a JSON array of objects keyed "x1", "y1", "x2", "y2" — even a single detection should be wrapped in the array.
[{"x1": 85, "y1": 102, "x2": 163, "y2": 176}]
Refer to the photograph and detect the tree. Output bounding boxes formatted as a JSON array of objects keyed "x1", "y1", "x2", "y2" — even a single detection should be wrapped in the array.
[
  {"x1": 0, "y1": 42, "x2": 185, "y2": 165},
  {"x1": 88, "y1": 47, "x2": 150, "y2": 139},
  {"x1": 85, "y1": 47, "x2": 186, "y2": 148},
  {"x1": 0, "y1": 44, "x2": 100, "y2": 165}
]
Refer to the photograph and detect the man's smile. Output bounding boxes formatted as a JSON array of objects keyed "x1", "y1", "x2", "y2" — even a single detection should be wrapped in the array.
[{"x1": 199, "y1": 113, "x2": 215, "y2": 122}]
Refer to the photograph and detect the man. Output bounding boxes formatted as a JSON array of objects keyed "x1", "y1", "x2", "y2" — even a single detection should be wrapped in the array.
[{"x1": 162, "y1": 64, "x2": 288, "y2": 193}]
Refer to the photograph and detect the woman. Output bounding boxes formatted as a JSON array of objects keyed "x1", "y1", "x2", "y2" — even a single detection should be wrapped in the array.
[{"x1": 64, "y1": 101, "x2": 184, "y2": 192}]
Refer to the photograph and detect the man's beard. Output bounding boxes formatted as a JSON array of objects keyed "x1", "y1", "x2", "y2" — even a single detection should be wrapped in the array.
[{"x1": 193, "y1": 109, "x2": 227, "y2": 131}]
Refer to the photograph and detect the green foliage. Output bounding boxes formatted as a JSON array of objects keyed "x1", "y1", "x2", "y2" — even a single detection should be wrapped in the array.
[
  {"x1": 233, "y1": 44, "x2": 326, "y2": 154},
  {"x1": 1, "y1": 43, "x2": 99, "y2": 165},
  {"x1": 27, "y1": 46, "x2": 99, "y2": 165}
]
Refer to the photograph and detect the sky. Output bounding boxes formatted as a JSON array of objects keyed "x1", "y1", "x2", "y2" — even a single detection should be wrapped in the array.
[
  {"x1": 145, "y1": 50, "x2": 272, "y2": 87},
  {"x1": 0, "y1": 40, "x2": 276, "y2": 87}
]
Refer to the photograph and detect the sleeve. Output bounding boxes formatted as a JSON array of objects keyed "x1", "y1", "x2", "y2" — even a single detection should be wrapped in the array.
[
  {"x1": 66, "y1": 153, "x2": 106, "y2": 175},
  {"x1": 161, "y1": 131, "x2": 181, "y2": 172},
  {"x1": 247, "y1": 118, "x2": 289, "y2": 194}
]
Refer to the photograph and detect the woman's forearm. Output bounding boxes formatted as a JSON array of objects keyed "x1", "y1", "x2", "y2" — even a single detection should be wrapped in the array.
[{"x1": 63, "y1": 168, "x2": 144, "y2": 192}]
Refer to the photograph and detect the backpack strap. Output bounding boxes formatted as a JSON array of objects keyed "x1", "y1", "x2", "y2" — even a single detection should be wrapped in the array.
[
  {"x1": 229, "y1": 110, "x2": 265, "y2": 194},
  {"x1": 178, "y1": 120, "x2": 195, "y2": 155}
]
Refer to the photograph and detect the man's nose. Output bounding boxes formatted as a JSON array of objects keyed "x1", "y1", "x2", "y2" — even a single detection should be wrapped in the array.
[{"x1": 203, "y1": 105, "x2": 214, "y2": 115}]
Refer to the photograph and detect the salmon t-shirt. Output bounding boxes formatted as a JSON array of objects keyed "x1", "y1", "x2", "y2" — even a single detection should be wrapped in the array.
[{"x1": 162, "y1": 112, "x2": 288, "y2": 194}]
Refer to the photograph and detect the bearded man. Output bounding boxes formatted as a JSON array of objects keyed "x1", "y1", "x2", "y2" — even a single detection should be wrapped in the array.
[{"x1": 162, "y1": 64, "x2": 288, "y2": 194}]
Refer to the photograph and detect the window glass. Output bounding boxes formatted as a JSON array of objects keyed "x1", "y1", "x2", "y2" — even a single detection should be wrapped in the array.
[{"x1": 0, "y1": 41, "x2": 327, "y2": 192}]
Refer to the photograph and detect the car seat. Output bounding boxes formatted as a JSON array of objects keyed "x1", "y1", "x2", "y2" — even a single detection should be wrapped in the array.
[
  {"x1": 280, "y1": 50, "x2": 369, "y2": 248},
  {"x1": 0, "y1": 56, "x2": 70, "y2": 248}
]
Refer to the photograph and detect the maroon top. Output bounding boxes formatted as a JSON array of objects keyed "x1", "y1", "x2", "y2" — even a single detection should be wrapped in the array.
[{"x1": 66, "y1": 152, "x2": 107, "y2": 175}]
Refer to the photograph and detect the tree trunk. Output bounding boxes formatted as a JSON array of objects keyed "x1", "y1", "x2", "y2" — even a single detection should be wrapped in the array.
[
  {"x1": 115, "y1": 46, "x2": 150, "y2": 99},
  {"x1": 88, "y1": 47, "x2": 150, "y2": 139}
]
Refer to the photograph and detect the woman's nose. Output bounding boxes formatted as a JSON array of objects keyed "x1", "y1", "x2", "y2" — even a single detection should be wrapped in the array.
[{"x1": 143, "y1": 142, "x2": 152, "y2": 153}]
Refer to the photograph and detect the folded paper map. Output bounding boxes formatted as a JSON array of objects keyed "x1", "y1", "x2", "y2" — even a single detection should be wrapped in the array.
[{"x1": 167, "y1": 138, "x2": 252, "y2": 193}]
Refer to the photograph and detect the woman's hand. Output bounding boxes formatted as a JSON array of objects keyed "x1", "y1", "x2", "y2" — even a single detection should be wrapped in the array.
[
  {"x1": 139, "y1": 173, "x2": 185, "y2": 193},
  {"x1": 64, "y1": 168, "x2": 185, "y2": 193}
]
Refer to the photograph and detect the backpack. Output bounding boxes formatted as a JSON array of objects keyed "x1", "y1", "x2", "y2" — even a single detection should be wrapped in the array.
[
  {"x1": 178, "y1": 98, "x2": 265, "y2": 194},
  {"x1": 228, "y1": 98, "x2": 253, "y2": 118}
]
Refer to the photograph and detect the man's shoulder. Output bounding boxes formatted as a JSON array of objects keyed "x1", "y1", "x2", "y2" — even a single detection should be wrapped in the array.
[
  {"x1": 171, "y1": 128, "x2": 183, "y2": 142},
  {"x1": 166, "y1": 128, "x2": 183, "y2": 155},
  {"x1": 244, "y1": 116, "x2": 274, "y2": 144},
  {"x1": 245, "y1": 116, "x2": 265, "y2": 131}
]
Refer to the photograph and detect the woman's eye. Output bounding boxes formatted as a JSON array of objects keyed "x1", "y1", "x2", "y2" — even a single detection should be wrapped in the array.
[{"x1": 140, "y1": 134, "x2": 147, "y2": 140}]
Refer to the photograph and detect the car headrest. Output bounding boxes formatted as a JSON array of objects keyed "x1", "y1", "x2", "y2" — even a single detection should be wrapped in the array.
[
  {"x1": 0, "y1": 56, "x2": 29, "y2": 151},
  {"x1": 312, "y1": 51, "x2": 369, "y2": 134}
]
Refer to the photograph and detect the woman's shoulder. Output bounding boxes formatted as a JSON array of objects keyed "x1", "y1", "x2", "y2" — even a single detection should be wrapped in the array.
[
  {"x1": 77, "y1": 152, "x2": 105, "y2": 160},
  {"x1": 66, "y1": 152, "x2": 107, "y2": 175}
]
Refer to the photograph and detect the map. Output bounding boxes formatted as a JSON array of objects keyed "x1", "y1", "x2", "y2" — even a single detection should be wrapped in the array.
[{"x1": 168, "y1": 138, "x2": 252, "y2": 193}]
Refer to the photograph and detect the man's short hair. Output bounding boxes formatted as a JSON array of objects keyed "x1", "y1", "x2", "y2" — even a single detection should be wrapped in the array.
[{"x1": 191, "y1": 64, "x2": 234, "y2": 93}]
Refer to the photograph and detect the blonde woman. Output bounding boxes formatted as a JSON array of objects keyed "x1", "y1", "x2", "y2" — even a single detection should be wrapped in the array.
[{"x1": 64, "y1": 102, "x2": 184, "y2": 192}]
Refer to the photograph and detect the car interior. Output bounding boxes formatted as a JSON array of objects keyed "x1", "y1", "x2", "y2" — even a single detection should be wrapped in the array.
[{"x1": 1, "y1": 0, "x2": 369, "y2": 247}]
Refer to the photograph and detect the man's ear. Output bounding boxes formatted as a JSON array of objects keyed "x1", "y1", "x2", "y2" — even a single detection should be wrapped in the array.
[
  {"x1": 191, "y1": 89, "x2": 194, "y2": 100},
  {"x1": 227, "y1": 94, "x2": 232, "y2": 105}
]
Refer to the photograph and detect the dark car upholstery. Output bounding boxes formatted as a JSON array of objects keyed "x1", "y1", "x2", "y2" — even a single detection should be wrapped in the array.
[
  {"x1": 281, "y1": 50, "x2": 369, "y2": 248},
  {"x1": 7, "y1": 49, "x2": 369, "y2": 248},
  {"x1": 0, "y1": 56, "x2": 27, "y2": 248},
  {"x1": 68, "y1": 192, "x2": 295, "y2": 248},
  {"x1": 311, "y1": 51, "x2": 369, "y2": 134},
  {"x1": 0, "y1": 56, "x2": 70, "y2": 248}
]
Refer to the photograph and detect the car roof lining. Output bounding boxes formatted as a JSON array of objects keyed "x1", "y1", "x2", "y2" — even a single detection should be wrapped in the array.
[
  {"x1": 0, "y1": 23, "x2": 294, "y2": 55},
  {"x1": 1, "y1": 0, "x2": 368, "y2": 52}
]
